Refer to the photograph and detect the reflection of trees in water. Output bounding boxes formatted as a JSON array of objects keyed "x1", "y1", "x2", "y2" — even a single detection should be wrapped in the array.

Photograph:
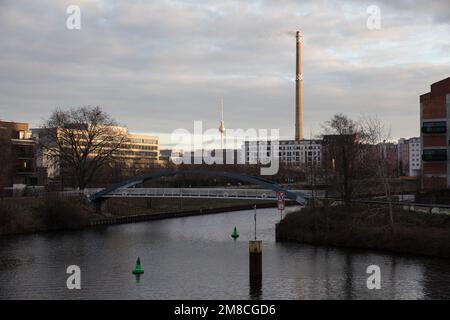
[
  {"x1": 388, "y1": 255, "x2": 398, "y2": 299},
  {"x1": 324, "y1": 247, "x2": 332, "y2": 299},
  {"x1": 248, "y1": 240, "x2": 450, "y2": 299},
  {"x1": 343, "y1": 252, "x2": 356, "y2": 300},
  {"x1": 422, "y1": 259, "x2": 450, "y2": 300}
]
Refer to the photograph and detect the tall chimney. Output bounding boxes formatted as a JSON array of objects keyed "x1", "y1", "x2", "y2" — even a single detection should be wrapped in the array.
[{"x1": 295, "y1": 31, "x2": 303, "y2": 141}]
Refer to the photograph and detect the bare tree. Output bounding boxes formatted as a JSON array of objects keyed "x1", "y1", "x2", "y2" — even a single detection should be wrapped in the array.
[
  {"x1": 360, "y1": 115, "x2": 395, "y2": 226},
  {"x1": 39, "y1": 106, "x2": 127, "y2": 189},
  {"x1": 321, "y1": 114, "x2": 362, "y2": 207}
]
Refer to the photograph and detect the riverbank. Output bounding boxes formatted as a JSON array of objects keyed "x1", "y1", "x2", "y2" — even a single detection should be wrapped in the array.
[
  {"x1": 276, "y1": 206, "x2": 450, "y2": 258},
  {"x1": 0, "y1": 195, "x2": 91, "y2": 235},
  {"x1": 0, "y1": 196, "x2": 293, "y2": 235},
  {"x1": 91, "y1": 201, "x2": 291, "y2": 226}
]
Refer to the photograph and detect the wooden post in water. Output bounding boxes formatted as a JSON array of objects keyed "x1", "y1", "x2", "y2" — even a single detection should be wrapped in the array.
[
  {"x1": 249, "y1": 205, "x2": 262, "y2": 279},
  {"x1": 249, "y1": 240, "x2": 262, "y2": 278}
]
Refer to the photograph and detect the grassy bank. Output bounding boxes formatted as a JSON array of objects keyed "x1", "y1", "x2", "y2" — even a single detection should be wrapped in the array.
[
  {"x1": 103, "y1": 197, "x2": 275, "y2": 217},
  {"x1": 91, "y1": 201, "x2": 285, "y2": 226},
  {"x1": 0, "y1": 195, "x2": 91, "y2": 235},
  {"x1": 0, "y1": 196, "x2": 279, "y2": 235},
  {"x1": 276, "y1": 206, "x2": 450, "y2": 258}
]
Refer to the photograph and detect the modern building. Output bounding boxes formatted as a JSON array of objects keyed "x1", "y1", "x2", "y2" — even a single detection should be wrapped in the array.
[
  {"x1": 33, "y1": 127, "x2": 160, "y2": 180},
  {"x1": 243, "y1": 139, "x2": 322, "y2": 167},
  {"x1": 118, "y1": 133, "x2": 160, "y2": 169},
  {"x1": 420, "y1": 77, "x2": 450, "y2": 189},
  {"x1": 159, "y1": 149, "x2": 173, "y2": 162},
  {"x1": 0, "y1": 120, "x2": 45, "y2": 187},
  {"x1": 398, "y1": 137, "x2": 421, "y2": 177}
]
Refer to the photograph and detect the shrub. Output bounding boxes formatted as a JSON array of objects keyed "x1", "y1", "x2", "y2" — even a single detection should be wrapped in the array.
[
  {"x1": 33, "y1": 194, "x2": 90, "y2": 231},
  {"x1": 277, "y1": 206, "x2": 450, "y2": 258},
  {"x1": 0, "y1": 200, "x2": 36, "y2": 234}
]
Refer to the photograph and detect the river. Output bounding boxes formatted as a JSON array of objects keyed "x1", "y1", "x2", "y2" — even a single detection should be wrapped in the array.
[{"x1": 0, "y1": 206, "x2": 449, "y2": 299}]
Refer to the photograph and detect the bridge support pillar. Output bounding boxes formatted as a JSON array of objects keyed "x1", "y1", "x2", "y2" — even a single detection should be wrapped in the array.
[
  {"x1": 94, "y1": 201, "x2": 108, "y2": 215},
  {"x1": 146, "y1": 198, "x2": 152, "y2": 209}
]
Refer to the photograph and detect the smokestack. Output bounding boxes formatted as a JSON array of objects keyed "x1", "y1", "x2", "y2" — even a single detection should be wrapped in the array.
[{"x1": 295, "y1": 31, "x2": 303, "y2": 141}]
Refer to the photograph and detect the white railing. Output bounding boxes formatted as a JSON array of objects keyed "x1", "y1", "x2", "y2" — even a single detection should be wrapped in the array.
[
  {"x1": 65, "y1": 187, "x2": 316, "y2": 200},
  {"x1": 106, "y1": 188, "x2": 280, "y2": 200},
  {"x1": 77, "y1": 188, "x2": 309, "y2": 200}
]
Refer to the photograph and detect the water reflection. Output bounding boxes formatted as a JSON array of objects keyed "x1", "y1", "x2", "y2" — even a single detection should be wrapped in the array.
[
  {"x1": 422, "y1": 259, "x2": 450, "y2": 299},
  {"x1": 249, "y1": 276, "x2": 262, "y2": 299},
  {"x1": 0, "y1": 206, "x2": 449, "y2": 299},
  {"x1": 134, "y1": 274, "x2": 142, "y2": 283}
]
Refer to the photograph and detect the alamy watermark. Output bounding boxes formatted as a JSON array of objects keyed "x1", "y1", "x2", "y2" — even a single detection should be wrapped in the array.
[
  {"x1": 170, "y1": 121, "x2": 280, "y2": 175},
  {"x1": 66, "y1": 265, "x2": 81, "y2": 289},
  {"x1": 366, "y1": 265, "x2": 381, "y2": 290},
  {"x1": 366, "y1": 5, "x2": 381, "y2": 30},
  {"x1": 66, "y1": 5, "x2": 81, "y2": 30},
  {"x1": 63, "y1": 264, "x2": 381, "y2": 290}
]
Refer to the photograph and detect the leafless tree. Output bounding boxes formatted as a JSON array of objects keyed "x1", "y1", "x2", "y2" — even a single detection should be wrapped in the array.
[
  {"x1": 39, "y1": 106, "x2": 127, "y2": 189},
  {"x1": 321, "y1": 114, "x2": 363, "y2": 207},
  {"x1": 360, "y1": 115, "x2": 395, "y2": 226}
]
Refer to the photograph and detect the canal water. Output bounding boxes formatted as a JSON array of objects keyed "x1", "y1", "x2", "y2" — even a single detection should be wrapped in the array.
[{"x1": 1, "y1": 206, "x2": 449, "y2": 299}]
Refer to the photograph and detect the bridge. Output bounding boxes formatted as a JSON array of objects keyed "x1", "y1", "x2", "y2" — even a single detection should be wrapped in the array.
[
  {"x1": 78, "y1": 187, "x2": 316, "y2": 201},
  {"x1": 87, "y1": 169, "x2": 310, "y2": 205}
]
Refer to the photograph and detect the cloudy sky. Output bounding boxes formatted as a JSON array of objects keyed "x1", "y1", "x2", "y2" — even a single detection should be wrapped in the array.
[{"x1": 0, "y1": 0, "x2": 449, "y2": 147}]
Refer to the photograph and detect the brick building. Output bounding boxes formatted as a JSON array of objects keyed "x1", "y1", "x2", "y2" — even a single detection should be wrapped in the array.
[
  {"x1": 0, "y1": 120, "x2": 45, "y2": 187},
  {"x1": 420, "y1": 77, "x2": 450, "y2": 189}
]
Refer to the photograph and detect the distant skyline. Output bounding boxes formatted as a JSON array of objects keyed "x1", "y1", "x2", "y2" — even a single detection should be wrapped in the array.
[{"x1": 1, "y1": 0, "x2": 450, "y2": 147}]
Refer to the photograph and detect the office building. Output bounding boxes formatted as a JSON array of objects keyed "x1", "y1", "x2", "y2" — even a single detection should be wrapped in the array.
[
  {"x1": 420, "y1": 77, "x2": 450, "y2": 189},
  {"x1": 243, "y1": 140, "x2": 321, "y2": 167},
  {"x1": 398, "y1": 137, "x2": 421, "y2": 177},
  {"x1": 33, "y1": 127, "x2": 160, "y2": 179}
]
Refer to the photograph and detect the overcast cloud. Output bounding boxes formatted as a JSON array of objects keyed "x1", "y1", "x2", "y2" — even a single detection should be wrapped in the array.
[{"x1": 0, "y1": 0, "x2": 449, "y2": 146}]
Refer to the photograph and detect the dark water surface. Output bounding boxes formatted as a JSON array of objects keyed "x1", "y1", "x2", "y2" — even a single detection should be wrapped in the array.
[{"x1": 1, "y1": 206, "x2": 449, "y2": 299}]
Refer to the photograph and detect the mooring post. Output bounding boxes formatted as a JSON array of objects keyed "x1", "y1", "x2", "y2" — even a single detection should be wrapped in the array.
[
  {"x1": 249, "y1": 205, "x2": 262, "y2": 279},
  {"x1": 249, "y1": 240, "x2": 262, "y2": 278},
  {"x1": 253, "y1": 205, "x2": 257, "y2": 240}
]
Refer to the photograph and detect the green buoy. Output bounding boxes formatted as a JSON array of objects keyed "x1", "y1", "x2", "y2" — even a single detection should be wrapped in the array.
[
  {"x1": 231, "y1": 226, "x2": 239, "y2": 240},
  {"x1": 132, "y1": 256, "x2": 144, "y2": 275}
]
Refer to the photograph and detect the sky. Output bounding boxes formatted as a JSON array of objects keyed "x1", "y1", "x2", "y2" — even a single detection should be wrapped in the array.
[{"x1": 0, "y1": 0, "x2": 449, "y2": 148}]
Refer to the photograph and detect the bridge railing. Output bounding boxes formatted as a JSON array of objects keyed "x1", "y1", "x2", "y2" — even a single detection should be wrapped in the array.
[
  {"x1": 104, "y1": 188, "x2": 281, "y2": 200},
  {"x1": 63, "y1": 187, "x2": 316, "y2": 200}
]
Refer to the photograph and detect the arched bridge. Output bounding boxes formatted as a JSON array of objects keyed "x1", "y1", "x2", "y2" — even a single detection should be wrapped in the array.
[{"x1": 88, "y1": 169, "x2": 308, "y2": 205}]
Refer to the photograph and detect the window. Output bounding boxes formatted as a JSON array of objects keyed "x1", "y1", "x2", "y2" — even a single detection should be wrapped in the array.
[
  {"x1": 421, "y1": 121, "x2": 446, "y2": 134},
  {"x1": 422, "y1": 149, "x2": 447, "y2": 161}
]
